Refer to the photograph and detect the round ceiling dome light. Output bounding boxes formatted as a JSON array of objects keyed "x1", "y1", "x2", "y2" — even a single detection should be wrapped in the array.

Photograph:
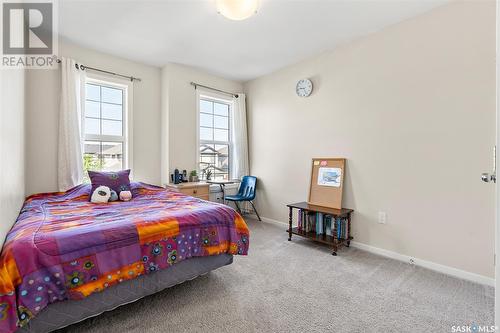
[{"x1": 216, "y1": 0, "x2": 260, "y2": 21}]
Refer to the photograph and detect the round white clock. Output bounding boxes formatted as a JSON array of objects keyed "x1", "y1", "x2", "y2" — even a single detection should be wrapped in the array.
[{"x1": 296, "y1": 79, "x2": 313, "y2": 97}]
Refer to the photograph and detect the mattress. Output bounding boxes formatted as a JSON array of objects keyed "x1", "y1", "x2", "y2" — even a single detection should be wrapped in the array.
[{"x1": 0, "y1": 182, "x2": 249, "y2": 333}]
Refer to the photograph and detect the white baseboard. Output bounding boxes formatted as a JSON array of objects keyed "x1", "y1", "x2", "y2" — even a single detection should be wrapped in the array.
[
  {"x1": 250, "y1": 215, "x2": 494, "y2": 287},
  {"x1": 349, "y1": 241, "x2": 494, "y2": 287},
  {"x1": 243, "y1": 214, "x2": 285, "y2": 226},
  {"x1": 261, "y1": 216, "x2": 287, "y2": 226}
]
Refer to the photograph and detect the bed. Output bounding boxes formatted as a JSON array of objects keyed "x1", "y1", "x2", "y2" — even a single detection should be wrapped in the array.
[{"x1": 0, "y1": 182, "x2": 249, "y2": 333}]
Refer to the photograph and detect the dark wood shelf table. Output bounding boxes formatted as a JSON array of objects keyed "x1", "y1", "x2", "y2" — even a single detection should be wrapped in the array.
[{"x1": 287, "y1": 202, "x2": 354, "y2": 256}]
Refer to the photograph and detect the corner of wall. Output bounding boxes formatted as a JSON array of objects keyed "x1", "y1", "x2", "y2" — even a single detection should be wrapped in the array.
[
  {"x1": 0, "y1": 68, "x2": 27, "y2": 249},
  {"x1": 160, "y1": 64, "x2": 170, "y2": 186}
]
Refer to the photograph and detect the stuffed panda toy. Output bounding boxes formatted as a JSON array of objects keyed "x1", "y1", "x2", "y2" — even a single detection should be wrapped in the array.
[{"x1": 91, "y1": 186, "x2": 111, "y2": 203}]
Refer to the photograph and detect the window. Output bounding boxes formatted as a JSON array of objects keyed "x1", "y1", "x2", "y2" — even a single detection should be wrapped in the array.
[
  {"x1": 83, "y1": 75, "x2": 132, "y2": 181},
  {"x1": 198, "y1": 95, "x2": 231, "y2": 181}
]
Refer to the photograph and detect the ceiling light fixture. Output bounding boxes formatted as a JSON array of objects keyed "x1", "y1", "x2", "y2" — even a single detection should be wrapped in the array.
[{"x1": 216, "y1": 0, "x2": 260, "y2": 21}]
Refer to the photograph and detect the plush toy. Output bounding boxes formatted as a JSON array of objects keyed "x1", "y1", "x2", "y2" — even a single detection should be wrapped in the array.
[
  {"x1": 119, "y1": 190, "x2": 132, "y2": 202},
  {"x1": 109, "y1": 190, "x2": 119, "y2": 202},
  {"x1": 91, "y1": 186, "x2": 111, "y2": 203}
]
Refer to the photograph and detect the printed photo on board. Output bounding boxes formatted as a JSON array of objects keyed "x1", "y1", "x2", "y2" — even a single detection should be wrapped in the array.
[{"x1": 317, "y1": 167, "x2": 342, "y2": 187}]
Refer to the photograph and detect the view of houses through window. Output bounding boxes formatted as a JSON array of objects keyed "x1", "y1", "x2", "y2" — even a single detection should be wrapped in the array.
[
  {"x1": 83, "y1": 80, "x2": 127, "y2": 181},
  {"x1": 199, "y1": 97, "x2": 231, "y2": 181}
]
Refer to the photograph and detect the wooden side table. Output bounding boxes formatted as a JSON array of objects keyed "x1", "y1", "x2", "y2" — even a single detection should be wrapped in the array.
[
  {"x1": 287, "y1": 202, "x2": 354, "y2": 256},
  {"x1": 165, "y1": 182, "x2": 210, "y2": 200}
]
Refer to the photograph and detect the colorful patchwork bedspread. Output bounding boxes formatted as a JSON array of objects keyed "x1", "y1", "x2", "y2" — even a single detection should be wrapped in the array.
[{"x1": 0, "y1": 182, "x2": 249, "y2": 332}]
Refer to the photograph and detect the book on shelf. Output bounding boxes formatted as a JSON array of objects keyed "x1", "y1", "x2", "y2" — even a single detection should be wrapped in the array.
[
  {"x1": 337, "y1": 217, "x2": 341, "y2": 239},
  {"x1": 316, "y1": 212, "x2": 323, "y2": 235},
  {"x1": 325, "y1": 215, "x2": 332, "y2": 236},
  {"x1": 298, "y1": 209, "x2": 303, "y2": 231}
]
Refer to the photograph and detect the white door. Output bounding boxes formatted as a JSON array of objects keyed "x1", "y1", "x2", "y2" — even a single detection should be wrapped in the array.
[{"x1": 495, "y1": 0, "x2": 499, "y2": 326}]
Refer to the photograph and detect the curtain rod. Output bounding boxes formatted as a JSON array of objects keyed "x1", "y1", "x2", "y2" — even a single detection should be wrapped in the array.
[
  {"x1": 56, "y1": 59, "x2": 142, "y2": 82},
  {"x1": 190, "y1": 82, "x2": 238, "y2": 98}
]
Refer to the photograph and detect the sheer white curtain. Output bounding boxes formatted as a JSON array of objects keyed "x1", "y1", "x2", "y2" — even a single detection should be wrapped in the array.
[
  {"x1": 231, "y1": 93, "x2": 249, "y2": 180},
  {"x1": 58, "y1": 57, "x2": 86, "y2": 191}
]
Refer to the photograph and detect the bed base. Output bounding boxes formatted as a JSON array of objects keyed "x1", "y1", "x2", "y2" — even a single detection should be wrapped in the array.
[{"x1": 19, "y1": 254, "x2": 233, "y2": 333}]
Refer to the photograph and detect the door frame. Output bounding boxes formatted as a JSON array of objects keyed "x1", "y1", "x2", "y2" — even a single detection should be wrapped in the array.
[{"x1": 496, "y1": 0, "x2": 499, "y2": 326}]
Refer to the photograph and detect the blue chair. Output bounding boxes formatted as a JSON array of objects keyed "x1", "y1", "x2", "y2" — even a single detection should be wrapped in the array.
[{"x1": 225, "y1": 176, "x2": 261, "y2": 221}]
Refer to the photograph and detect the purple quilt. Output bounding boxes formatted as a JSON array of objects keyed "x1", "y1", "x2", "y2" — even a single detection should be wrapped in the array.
[{"x1": 0, "y1": 182, "x2": 249, "y2": 332}]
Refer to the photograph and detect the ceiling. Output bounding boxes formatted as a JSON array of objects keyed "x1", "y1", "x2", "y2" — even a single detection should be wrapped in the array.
[{"x1": 59, "y1": 0, "x2": 449, "y2": 82}]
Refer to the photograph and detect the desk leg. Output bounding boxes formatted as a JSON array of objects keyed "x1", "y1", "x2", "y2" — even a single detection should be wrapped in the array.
[
  {"x1": 220, "y1": 184, "x2": 225, "y2": 204},
  {"x1": 288, "y1": 207, "x2": 293, "y2": 241}
]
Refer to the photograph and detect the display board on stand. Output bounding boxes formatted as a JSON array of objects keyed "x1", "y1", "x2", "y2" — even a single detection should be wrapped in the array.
[{"x1": 308, "y1": 158, "x2": 346, "y2": 209}]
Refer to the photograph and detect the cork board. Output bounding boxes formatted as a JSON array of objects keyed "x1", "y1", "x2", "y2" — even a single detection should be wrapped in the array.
[{"x1": 308, "y1": 158, "x2": 346, "y2": 209}]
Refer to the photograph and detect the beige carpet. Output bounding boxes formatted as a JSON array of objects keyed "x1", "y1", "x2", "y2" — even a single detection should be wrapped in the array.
[{"x1": 58, "y1": 218, "x2": 494, "y2": 333}]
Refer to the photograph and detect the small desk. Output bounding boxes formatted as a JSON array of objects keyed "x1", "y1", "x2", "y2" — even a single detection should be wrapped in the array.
[
  {"x1": 206, "y1": 180, "x2": 236, "y2": 203},
  {"x1": 287, "y1": 202, "x2": 354, "y2": 256}
]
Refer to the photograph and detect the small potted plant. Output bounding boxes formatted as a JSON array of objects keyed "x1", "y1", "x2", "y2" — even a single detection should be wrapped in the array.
[
  {"x1": 189, "y1": 170, "x2": 199, "y2": 182},
  {"x1": 205, "y1": 169, "x2": 212, "y2": 181}
]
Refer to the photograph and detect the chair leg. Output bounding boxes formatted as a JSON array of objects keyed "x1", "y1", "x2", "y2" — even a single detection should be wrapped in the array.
[
  {"x1": 234, "y1": 201, "x2": 242, "y2": 215},
  {"x1": 250, "y1": 201, "x2": 261, "y2": 221}
]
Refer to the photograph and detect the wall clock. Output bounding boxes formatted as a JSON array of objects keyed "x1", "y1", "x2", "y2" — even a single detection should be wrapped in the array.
[{"x1": 296, "y1": 78, "x2": 313, "y2": 97}]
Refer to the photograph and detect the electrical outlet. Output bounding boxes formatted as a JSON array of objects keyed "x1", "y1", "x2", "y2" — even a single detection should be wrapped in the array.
[{"x1": 378, "y1": 211, "x2": 387, "y2": 224}]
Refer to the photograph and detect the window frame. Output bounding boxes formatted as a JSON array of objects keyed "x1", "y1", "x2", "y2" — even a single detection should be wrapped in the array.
[
  {"x1": 82, "y1": 72, "x2": 134, "y2": 175},
  {"x1": 195, "y1": 89, "x2": 233, "y2": 181}
]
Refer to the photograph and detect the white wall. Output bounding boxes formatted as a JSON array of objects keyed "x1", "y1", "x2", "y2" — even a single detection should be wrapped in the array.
[
  {"x1": 161, "y1": 63, "x2": 243, "y2": 185},
  {"x1": 244, "y1": 1, "x2": 496, "y2": 278},
  {"x1": 25, "y1": 40, "x2": 162, "y2": 195},
  {"x1": 0, "y1": 69, "x2": 25, "y2": 247}
]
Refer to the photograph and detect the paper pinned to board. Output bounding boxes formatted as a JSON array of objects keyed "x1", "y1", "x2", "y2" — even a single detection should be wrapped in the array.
[{"x1": 317, "y1": 167, "x2": 342, "y2": 187}]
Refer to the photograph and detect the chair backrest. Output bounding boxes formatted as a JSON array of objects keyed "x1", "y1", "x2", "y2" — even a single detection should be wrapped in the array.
[{"x1": 237, "y1": 176, "x2": 257, "y2": 200}]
